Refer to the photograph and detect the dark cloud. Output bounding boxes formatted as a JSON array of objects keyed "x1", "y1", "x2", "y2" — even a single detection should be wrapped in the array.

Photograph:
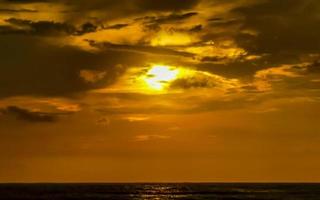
[
  {"x1": 77, "y1": 22, "x2": 97, "y2": 34},
  {"x1": 89, "y1": 41, "x2": 195, "y2": 58},
  {"x1": 1, "y1": 106, "x2": 57, "y2": 122},
  {"x1": 208, "y1": 17, "x2": 224, "y2": 22},
  {"x1": 170, "y1": 78, "x2": 215, "y2": 89},
  {"x1": 3, "y1": 18, "x2": 76, "y2": 36},
  {"x1": 284, "y1": 78, "x2": 320, "y2": 91},
  {"x1": 134, "y1": 0, "x2": 199, "y2": 12},
  {"x1": 195, "y1": 60, "x2": 266, "y2": 80},
  {"x1": 307, "y1": 60, "x2": 320, "y2": 74},
  {"x1": 252, "y1": 61, "x2": 320, "y2": 93},
  {"x1": 2, "y1": 18, "x2": 101, "y2": 36},
  {"x1": 195, "y1": 51, "x2": 307, "y2": 80},
  {"x1": 5, "y1": 0, "x2": 200, "y2": 11},
  {"x1": 196, "y1": 0, "x2": 320, "y2": 81},
  {"x1": 1, "y1": 18, "x2": 130, "y2": 36},
  {"x1": 0, "y1": 25, "x2": 18, "y2": 34},
  {"x1": 0, "y1": 35, "x2": 144, "y2": 98},
  {"x1": 208, "y1": 18, "x2": 240, "y2": 27},
  {"x1": 200, "y1": 56, "x2": 224, "y2": 62},
  {"x1": 10, "y1": 0, "x2": 200, "y2": 21},
  {"x1": 0, "y1": 8, "x2": 38, "y2": 12},
  {"x1": 161, "y1": 24, "x2": 203, "y2": 34},
  {"x1": 59, "y1": 0, "x2": 199, "y2": 12},
  {"x1": 233, "y1": 0, "x2": 320, "y2": 54},
  {"x1": 143, "y1": 12, "x2": 198, "y2": 24},
  {"x1": 189, "y1": 24, "x2": 203, "y2": 32},
  {"x1": 103, "y1": 23, "x2": 129, "y2": 30},
  {"x1": 4, "y1": 0, "x2": 50, "y2": 3},
  {"x1": 138, "y1": 12, "x2": 198, "y2": 31}
]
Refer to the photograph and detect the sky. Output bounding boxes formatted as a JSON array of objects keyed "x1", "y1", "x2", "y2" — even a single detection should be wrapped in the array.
[{"x1": 0, "y1": 0, "x2": 320, "y2": 182}]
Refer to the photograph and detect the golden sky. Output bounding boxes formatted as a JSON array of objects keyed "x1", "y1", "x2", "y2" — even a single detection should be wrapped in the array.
[{"x1": 0, "y1": 0, "x2": 320, "y2": 182}]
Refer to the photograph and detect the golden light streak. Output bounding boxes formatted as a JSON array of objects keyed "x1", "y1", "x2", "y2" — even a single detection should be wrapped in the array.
[{"x1": 151, "y1": 31, "x2": 194, "y2": 46}]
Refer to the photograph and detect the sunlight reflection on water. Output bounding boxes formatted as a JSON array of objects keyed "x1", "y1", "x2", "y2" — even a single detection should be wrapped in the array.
[
  {"x1": 0, "y1": 183, "x2": 319, "y2": 199},
  {"x1": 130, "y1": 184, "x2": 191, "y2": 200}
]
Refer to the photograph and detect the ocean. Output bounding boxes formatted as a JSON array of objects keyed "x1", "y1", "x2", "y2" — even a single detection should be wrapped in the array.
[{"x1": 0, "y1": 183, "x2": 319, "y2": 199}]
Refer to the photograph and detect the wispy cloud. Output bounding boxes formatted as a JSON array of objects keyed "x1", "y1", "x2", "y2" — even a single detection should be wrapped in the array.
[{"x1": 134, "y1": 134, "x2": 171, "y2": 142}]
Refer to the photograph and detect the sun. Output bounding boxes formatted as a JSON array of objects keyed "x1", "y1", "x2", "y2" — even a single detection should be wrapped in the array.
[{"x1": 143, "y1": 65, "x2": 180, "y2": 90}]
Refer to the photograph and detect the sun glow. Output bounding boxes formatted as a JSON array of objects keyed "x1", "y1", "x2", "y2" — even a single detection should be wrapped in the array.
[{"x1": 143, "y1": 65, "x2": 180, "y2": 90}]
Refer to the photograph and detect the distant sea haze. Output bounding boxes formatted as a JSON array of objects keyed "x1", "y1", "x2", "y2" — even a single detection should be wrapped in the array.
[{"x1": 0, "y1": 183, "x2": 319, "y2": 199}]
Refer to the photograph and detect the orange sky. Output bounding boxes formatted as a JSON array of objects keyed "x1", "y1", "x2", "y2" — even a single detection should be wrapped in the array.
[{"x1": 0, "y1": 0, "x2": 320, "y2": 182}]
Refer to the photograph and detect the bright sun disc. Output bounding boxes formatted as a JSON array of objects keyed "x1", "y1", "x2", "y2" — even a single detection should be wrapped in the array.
[{"x1": 144, "y1": 65, "x2": 179, "y2": 90}]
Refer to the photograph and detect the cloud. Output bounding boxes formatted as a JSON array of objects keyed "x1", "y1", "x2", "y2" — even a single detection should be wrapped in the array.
[
  {"x1": 4, "y1": 0, "x2": 50, "y2": 3},
  {"x1": 6, "y1": 0, "x2": 200, "y2": 22},
  {"x1": 194, "y1": 52, "x2": 305, "y2": 79},
  {"x1": 170, "y1": 70, "x2": 240, "y2": 90},
  {"x1": 152, "y1": 12, "x2": 198, "y2": 24},
  {"x1": 134, "y1": 134, "x2": 170, "y2": 142},
  {"x1": 103, "y1": 23, "x2": 129, "y2": 30},
  {"x1": 0, "y1": 0, "x2": 319, "y2": 117},
  {"x1": 124, "y1": 116, "x2": 150, "y2": 122},
  {"x1": 89, "y1": 41, "x2": 195, "y2": 58},
  {"x1": 138, "y1": 12, "x2": 198, "y2": 30},
  {"x1": 77, "y1": 22, "x2": 98, "y2": 35},
  {"x1": 79, "y1": 70, "x2": 107, "y2": 83},
  {"x1": 63, "y1": 0, "x2": 199, "y2": 12},
  {"x1": 0, "y1": 8, "x2": 38, "y2": 13},
  {"x1": 233, "y1": 0, "x2": 320, "y2": 54},
  {"x1": 2, "y1": 18, "x2": 100, "y2": 36},
  {"x1": 3, "y1": 18, "x2": 76, "y2": 36},
  {"x1": 307, "y1": 60, "x2": 320, "y2": 74},
  {"x1": 1, "y1": 106, "x2": 57, "y2": 122},
  {"x1": 134, "y1": 0, "x2": 199, "y2": 12},
  {"x1": 96, "y1": 117, "x2": 110, "y2": 126},
  {"x1": 0, "y1": 35, "x2": 142, "y2": 98},
  {"x1": 188, "y1": 24, "x2": 203, "y2": 33},
  {"x1": 253, "y1": 62, "x2": 320, "y2": 92}
]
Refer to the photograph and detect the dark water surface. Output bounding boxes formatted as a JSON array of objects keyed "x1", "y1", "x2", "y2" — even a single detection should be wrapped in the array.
[{"x1": 0, "y1": 183, "x2": 319, "y2": 199}]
